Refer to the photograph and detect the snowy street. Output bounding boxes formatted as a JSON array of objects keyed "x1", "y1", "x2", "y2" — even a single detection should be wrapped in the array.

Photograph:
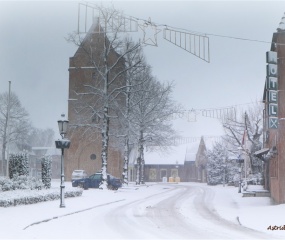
[{"x1": 0, "y1": 181, "x2": 284, "y2": 239}]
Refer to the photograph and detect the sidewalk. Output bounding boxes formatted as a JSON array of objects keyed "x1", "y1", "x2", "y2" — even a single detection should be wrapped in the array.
[{"x1": 212, "y1": 184, "x2": 285, "y2": 238}]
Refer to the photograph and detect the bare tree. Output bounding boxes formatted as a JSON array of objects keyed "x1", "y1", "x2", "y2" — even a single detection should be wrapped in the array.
[
  {"x1": 130, "y1": 66, "x2": 178, "y2": 184},
  {"x1": 0, "y1": 92, "x2": 29, "y2": 177},
  {"x1": 66, "y1": 6, "x2": 141, "y2": 189},
  {"x1": 111, "y1": 39, "x2": 146, "y2": 185},
  {"x1": 222, "y1": 102, "x2": 263, "y2": 174},
  {"x1": 25, "y1": 128, "x2": 55, "y2": 148}
]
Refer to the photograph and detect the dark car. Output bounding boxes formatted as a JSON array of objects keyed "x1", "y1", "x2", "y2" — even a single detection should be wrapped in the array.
[{"x1": 72, "y1": 172, "x2": 122, "y2": 190}]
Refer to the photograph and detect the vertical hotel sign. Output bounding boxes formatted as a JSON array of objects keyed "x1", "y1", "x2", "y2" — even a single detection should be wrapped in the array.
[{"x1": 266, "y1": 51, "x2": 278, "y2": 129}]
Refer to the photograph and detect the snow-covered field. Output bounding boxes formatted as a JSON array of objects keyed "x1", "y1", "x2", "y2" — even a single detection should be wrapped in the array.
[{"x1": 0, "y1": 181, "x2": 284, "y2": 239}]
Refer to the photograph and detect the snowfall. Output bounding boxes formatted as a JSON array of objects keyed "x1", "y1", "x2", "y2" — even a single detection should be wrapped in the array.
[{"x1": 0, "y1": 180, "x2": 285, "y2": 240}]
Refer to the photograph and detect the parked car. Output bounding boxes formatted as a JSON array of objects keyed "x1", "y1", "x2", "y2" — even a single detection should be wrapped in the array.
[
  {"x1": 71, "y1": 170, "x2": 88, "y2": 181},
  {"x1": 72, "y1": 172, "x2": 122, "y2": 190}
]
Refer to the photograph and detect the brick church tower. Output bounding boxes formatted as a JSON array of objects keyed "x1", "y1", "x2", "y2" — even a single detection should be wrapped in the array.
[{"x1": 65, "y1": 22, "x2": 124, "y2": 180}]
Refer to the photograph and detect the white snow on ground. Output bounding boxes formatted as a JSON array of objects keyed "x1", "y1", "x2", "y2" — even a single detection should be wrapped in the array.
[
  {"x1": 0, "y1": 181, "x2": 284, "y2": 239},
  {"x1": 212, "y1": 184, "x2": 285, "y2": 237}
]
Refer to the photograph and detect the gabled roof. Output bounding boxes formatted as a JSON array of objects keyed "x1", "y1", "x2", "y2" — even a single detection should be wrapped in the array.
[
  {"x1": 144, "y1": 144, "x2": 189, "y2": 165},
  {"x1": 130, "y1": 141, "x2": 201, "y2": 165},
  {"x1": 128, "y1": 136, "x2": 218, "y2": 166}
]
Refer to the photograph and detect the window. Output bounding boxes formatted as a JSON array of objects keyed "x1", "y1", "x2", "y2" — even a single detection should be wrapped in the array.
[{"x1": 149, "y1": 169, "x2": 157, "y2": 180}]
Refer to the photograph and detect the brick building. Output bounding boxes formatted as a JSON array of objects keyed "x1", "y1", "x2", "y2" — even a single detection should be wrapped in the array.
[
  {"x1": 261, "y1": 16, "x2": 285, "y2": 204},
  {"x1": 65, "y1": 22, "x2": 125, "y2": 180}
]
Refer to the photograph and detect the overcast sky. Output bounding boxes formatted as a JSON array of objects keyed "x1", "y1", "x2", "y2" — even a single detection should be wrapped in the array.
[{"x1": 0, "y1": 0, "x2": 284, "y2": 140}]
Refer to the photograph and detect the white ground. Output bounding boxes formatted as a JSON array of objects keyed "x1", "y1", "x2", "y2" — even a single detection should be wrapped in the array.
[{"x1": 0, "y1": 181, "x2": 284, "y2": 239}]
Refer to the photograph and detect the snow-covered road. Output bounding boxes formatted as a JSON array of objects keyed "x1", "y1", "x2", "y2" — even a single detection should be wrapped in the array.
[
  {"x1": 102, "y1": 184, "x2": 278, "y2": 239},
  {"x1": 5, "y1": 182, "x2": 281, "y2": 239}
]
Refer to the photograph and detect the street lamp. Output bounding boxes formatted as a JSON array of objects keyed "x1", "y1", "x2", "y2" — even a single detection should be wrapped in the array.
[{"x1": 55, "y1": 115, "x2": 70, "y2": 208}]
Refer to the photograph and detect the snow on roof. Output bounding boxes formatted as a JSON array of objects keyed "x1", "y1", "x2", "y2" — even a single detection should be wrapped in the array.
[
  {"x1": 185, "y1": 142, "x2": 200, "y2": 162},
  {"x1": 143, "y1": 141, "x2": 201, "y2": 165},
  {"x1": 129, "y1": 136, "x2": 218, "y2": 166},
  {"x1": 144, "y1": 144, "x2": 187, "y2": 165},
  {"x1": 203, "y1": 137, "x2": 220, "y2": 151}
]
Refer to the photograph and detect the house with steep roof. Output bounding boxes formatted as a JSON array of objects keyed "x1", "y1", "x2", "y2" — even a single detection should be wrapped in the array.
[{"x1": 129, "y1": 136, "x2": 213, "y2": 182}]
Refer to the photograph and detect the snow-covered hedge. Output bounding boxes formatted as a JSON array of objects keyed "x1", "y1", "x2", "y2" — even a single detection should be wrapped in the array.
[
  {"x1": 41, "y1": 156, "x2": 52, "y2": 189},
  {"x1": 0, "y1": 175, "x2": 44, "y2": 191},
  {"x1": 9, "y1": 151, "x2": 29, "y2": 179},
  {"x1": 0, "y1": 188, "x2": 83, "y2": 207}
]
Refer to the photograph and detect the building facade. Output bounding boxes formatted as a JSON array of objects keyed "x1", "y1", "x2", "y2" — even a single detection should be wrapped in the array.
[
  {"x1": 262, "y1": 18, "x2": 285, "y2": 204},
  {"x1": 130, "y1": 137, "x2": 209, "y2": 183}
]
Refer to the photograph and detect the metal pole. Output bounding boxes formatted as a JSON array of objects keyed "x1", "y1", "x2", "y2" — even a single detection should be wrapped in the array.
[
  {"x1": 60, "y1": 148, "x2": 65, "y2": 208},
  {"x1": 6, "y1": 81, "x2": 11, "y2": 177},
  {"x1": 244, "y1": 154, "x2": 247, "y2": 185},
  {"x1": 238, "y1": 164, "x2": 242, "y2": 193},
  {"x1": 223, "y1": 158, "x2": 226, "y2": 187}
]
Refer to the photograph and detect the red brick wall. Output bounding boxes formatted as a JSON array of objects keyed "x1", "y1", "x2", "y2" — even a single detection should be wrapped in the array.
[{"x1": 65, "y1": 25, "x2": 124, "y2": 181}]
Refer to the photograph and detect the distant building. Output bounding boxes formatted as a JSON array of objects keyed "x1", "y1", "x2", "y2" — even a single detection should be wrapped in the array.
[
  {"x1": 129, "y1": 137, "x2": 213, "y2": 183},
  {"x1": 31, "y1": 147, "x2": 61, "y2": 179}
]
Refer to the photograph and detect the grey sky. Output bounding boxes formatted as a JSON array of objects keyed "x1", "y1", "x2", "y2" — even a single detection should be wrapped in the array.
[{"x1": 0, "y1": 1, "x2": 284, "y2": 140}]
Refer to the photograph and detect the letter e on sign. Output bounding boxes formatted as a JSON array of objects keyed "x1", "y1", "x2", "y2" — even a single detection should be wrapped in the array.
[{"x1": 268, "y1": 91, "x2": 278, "y2": 103}]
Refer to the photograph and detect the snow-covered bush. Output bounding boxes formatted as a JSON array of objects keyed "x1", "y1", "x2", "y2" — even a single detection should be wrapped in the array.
[
  {"x1": 11, "y1": 175, "x2": 30, "y2": 190},
  {"x1": 9, "y1": 151, "x2": 29, "y2": 179},
  {"x1": 28, "y1": 177, "x2": 44, "y2": 190},
  {"x1": 0, "y1": 188, "x2": 83, "y2": 207},
  {"x1": 0, "y1": 174, "x2": 44, "y2": 191},
  {"x1": 1, "y1": 178, "x2": 13, "y2": 191},
  {"x1": 41, "y1": 155, "x2": 52, "y2": 189}
]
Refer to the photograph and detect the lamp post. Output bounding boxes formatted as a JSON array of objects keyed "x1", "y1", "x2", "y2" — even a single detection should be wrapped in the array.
[{"x1": 55, "y1": 115, "x2": 70, "y2": 208}]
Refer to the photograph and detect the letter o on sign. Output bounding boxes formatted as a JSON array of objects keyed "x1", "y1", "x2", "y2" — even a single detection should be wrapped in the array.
[{"x1": 90, "y1": 154, "x2": 96, "y2": 160}]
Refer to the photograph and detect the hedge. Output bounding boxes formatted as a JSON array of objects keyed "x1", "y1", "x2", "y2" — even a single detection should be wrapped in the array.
[{"x1": 0, "y1": 188, "x2": 83, "y2": 208}]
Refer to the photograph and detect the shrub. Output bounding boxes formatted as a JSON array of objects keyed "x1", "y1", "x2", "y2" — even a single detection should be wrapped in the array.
[
  {"x1": 41, "y1": 156, "x2": 52, "y2": 189},
  {"x1": 0, "y1": 188, "x2": 83, "y2": 207},
  {"x1": 9, "y1": 151, "x2": 29, "y2": 179},
  {"x1": 0, "y1": 175, "x2": 44, "y2": 191}
]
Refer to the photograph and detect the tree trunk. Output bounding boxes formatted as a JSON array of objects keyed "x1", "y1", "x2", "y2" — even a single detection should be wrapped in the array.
[
  {"x1": 135, "y1": 156, "x2": 141, "y2": 185},
  {"x1": 136, "y1": 129, "x2": 144, "y2": 185},
  {"x1": 100, "y1": 106, "x2": 109, "y2": 190},
  {"x1": 122, "y1": 136, "x2": 129, "y2": 185},
  {"x1": 140, "y1": 147, "x2": 145, "y2": 184},
  {"x1": 122, "y1": 84, "x2": 130, "y2": 185}
]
